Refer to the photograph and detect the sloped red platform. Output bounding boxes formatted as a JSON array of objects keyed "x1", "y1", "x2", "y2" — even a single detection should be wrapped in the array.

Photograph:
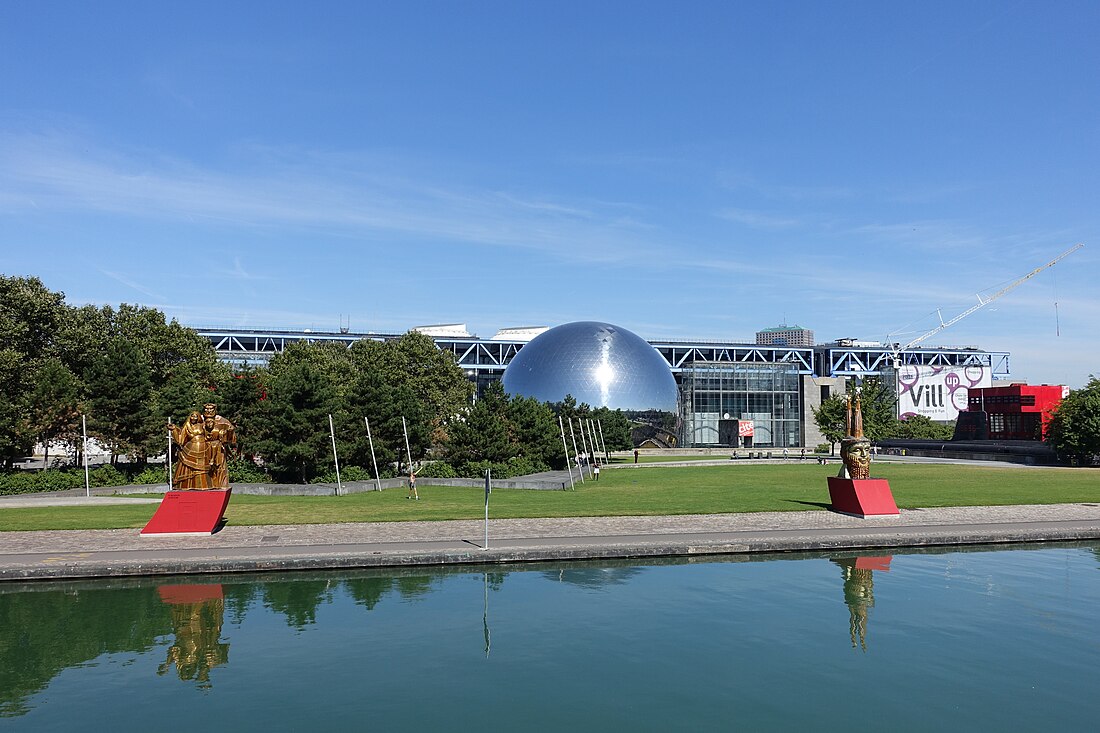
[
  {"x1": 827, "y1": 477, "x2": 899, "y2": 518},
  {"x1": 141, "y1": 489, "x2": 231, "y2": 535}
]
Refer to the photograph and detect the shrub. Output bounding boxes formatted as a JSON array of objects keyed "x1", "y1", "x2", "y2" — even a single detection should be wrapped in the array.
[
  {"x1": 89, "y1": 465, "x2": 126, "y2": 487},
  {"x1": 814, "y1": 444, "x2": 831, "y2": 454},
  {"x1": 416, "y1": 461, "x2": 457, "y2": 479},
  {"x1": 132, "y1": 466, "x2": 169, "y2": 486},
  {"x1": 0, "y1": 469, "x2": 86, "y2": 495},
  {"x1": 311, "y1": 465, "x2": 376, "y2": 484},
  {"x1": 457, "y1": 456, "x2": 548, "y2": 479},
  {"x1": 227, "y1": 457, "x2": 271, "y2": 483}
]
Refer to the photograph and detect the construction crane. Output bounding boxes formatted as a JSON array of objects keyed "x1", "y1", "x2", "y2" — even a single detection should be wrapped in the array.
[{"x1": 886, "y1": 243, "x2": 1083, "y2": 366}]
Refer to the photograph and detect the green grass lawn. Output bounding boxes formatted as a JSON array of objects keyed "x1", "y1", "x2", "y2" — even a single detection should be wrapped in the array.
[{"x1": 1, "y1": 463, "x2": 1097, "y2": 531}]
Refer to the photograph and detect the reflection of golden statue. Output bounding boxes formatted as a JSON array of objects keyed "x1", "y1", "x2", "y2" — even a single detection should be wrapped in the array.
[
  {"x1": 203, "y1": 403, "x2": 236, "y2": 489},
  {"x1": 156, "y1": 585, "x2": 229, "y2": 686},
  {"x1": 169, "y1": 412, "x2": 213, "y2": 490},
  {"x1": 831, "y1": 557, "x2": 889, "y2": 651},
  {"x1": 839, "y1": 392, "x2": 872, "y2": 480}
]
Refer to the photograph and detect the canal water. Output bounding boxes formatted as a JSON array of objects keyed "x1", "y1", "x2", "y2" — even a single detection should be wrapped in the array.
[{"x1": 2, "y1": 543, "x2": 1098, "y2": 731}]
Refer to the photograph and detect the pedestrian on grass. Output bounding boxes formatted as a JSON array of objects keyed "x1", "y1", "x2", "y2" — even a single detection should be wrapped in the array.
[
  {"x1": 407, "y1": 468, "x2": 419, "y2": 500},
  {"x1": 593, "y1": 462, "x2": 601, "y2": 481}
]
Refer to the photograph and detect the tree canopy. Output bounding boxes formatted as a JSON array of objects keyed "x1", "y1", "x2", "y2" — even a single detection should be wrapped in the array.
[{"x1": 1046, "y1": 377, "x2": 1100, "y2": 465}]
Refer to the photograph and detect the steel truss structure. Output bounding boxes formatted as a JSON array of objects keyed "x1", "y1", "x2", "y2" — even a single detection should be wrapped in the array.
[{"x1": 198, "y1": 327, "x2": 1010, "y2": 380}]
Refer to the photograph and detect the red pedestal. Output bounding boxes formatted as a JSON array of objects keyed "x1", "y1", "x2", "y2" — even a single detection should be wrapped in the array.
[
  {"x1": 827, "y1": 477, "x2": 899, "y2": 517},
  {"x1": 141, "y1": 489, "x2": 231, "y2": 535}
]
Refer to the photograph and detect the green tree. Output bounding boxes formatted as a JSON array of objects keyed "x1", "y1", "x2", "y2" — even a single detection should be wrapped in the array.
[
  {"x1": 252, "y1": 359, "x2": 334, "y2": 483},
  {"x1": 213, "y1": 366, "x2": 268, "y2": 457},
  {"x1": 507, "y1": 395, "x2": 564, "y2": 468},
  {"x1": 592, "y1": 407, "x2": 634, "y2": 451},
  {"x1": 338, "y1": 369, "x2": 429, "y2": 476},
  {"x1": 84, "y1": 339, "x2": 156, "y2": 464},
  {"x1": 1046, "y1": 377, "x2": 1100, "y2": 465},
  {"x1": 26, "y1": 358, "x2": 83, "y2": 469},
  {"x1": 812, "y1": 395, "x2": 847, "y2": 455},
  {"x1": 447, "y1": 381, "x2": 513, "y2": 466},
  {"x1": 351, "y1": 332, "x2": 474, "y2": 440}
]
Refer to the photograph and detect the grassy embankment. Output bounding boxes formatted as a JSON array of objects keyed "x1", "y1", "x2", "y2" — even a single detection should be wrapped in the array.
[{"x1": 1, "y1": 462, "x2": 1097, "y2": 532}]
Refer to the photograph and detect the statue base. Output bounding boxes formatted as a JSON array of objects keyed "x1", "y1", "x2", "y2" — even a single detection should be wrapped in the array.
[
  {"x1": 141, "y1": 489, "x2": 232, "y2": 536},
  {"x1": 827, "y1": 477, "x2": 899, "y2": 517}
]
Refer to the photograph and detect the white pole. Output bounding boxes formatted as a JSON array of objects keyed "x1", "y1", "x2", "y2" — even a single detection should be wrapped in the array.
[
  {"x1": 587, "y1": 420, "x2": 598, "y2": 463},
  {"x1": 166, "y1": 418, "x2": 173, "y2": 492},
  {"x1": 484, "y1": 468, "x2": 491, "y2": 549},
  {"x1": 82, "y1": 414, "x2": 90, "y2": 498},
  {"x1": 401, "y1": 416, "x2": 413, "y2": 475},
  {"x1": 364, "y1": 416, "x2": 382, "y2": 492},
  {"x1": 578, "y1": 417, "x2": 590, "y2": 476},
  {"x1": 597, "y1": 419, "x2": 608, "y2": 462},
  {"x1": 328, "y1": 414, "x2": 342, "y2": 496},
  {"x1": 558, "y1": 416, "x2": 575, "y2": 490},
  {"x1": 569, "y1": 419, "x2": 583, "y2": 483}
]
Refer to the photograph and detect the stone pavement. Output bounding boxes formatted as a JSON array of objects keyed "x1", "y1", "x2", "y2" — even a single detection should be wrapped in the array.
[{"x1": 2, "y1": 501, "x2": 1099, "y2": 581}]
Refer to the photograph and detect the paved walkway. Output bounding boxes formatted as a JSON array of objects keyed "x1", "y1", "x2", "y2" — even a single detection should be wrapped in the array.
[{"x1": 2, "y1": 501, "x2": 1098, "y2": 581}]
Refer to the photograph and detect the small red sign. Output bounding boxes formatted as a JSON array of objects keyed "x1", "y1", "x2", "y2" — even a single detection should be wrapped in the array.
[{"x1": 738, "y1": 420, "x2": 755, "y2": 437}]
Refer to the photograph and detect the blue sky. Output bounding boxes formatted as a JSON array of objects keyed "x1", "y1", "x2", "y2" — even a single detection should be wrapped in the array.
[{"x1": 2, "y1": 1, "x2": 1097, "y2": 386}]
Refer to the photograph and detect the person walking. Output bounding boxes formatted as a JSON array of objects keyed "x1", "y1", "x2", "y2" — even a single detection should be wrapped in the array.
[
  {"x1": 633, "y1": 449, "x2": 639, "y2": 464},
  {"x1": 407, "y1": 468, "x2": 419, "y2": 500},
  {"x1": 593, "y1": 462, "x2": 601, "y2": 481}
]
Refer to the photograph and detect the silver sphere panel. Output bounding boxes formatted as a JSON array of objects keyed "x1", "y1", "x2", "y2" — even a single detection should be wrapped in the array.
[{"x1": 502, "y1": 321, "x2": 678, "y2": 412}]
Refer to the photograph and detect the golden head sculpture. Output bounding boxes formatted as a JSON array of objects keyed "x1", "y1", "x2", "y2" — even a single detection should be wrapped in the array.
[{"x1": 839, "y1": 391, "x2": 872, "y2": 480}]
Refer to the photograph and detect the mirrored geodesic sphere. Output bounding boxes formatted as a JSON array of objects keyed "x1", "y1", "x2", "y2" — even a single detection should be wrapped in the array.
[{"x1": 502, "y1": 321, "x2": 678, "y2": 412}]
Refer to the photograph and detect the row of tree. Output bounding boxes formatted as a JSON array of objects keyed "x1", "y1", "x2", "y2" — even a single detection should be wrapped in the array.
[
  {"x1": 811, "y1": 378, "x2": 956, "y2": 451},
  {"x1": 812, "y1": 376, "x2": 1100, "y2": 465},
  {"x1": 1, "y1": 276, "x2": 635, "y2": 482}
]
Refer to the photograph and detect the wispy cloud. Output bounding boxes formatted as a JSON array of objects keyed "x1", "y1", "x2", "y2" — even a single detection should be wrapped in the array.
[
  {"x1": 0, "y1": 133, "x2": 664, "y2": 265},
  {"x1": 98, "y1": 269, "x2": 162, "y2": 300},
  {"x1": 715, "y1": 208, "x2": 800, "y2": 229}
]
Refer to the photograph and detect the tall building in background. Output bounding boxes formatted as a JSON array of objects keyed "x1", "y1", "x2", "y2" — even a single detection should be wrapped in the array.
[{"x1": 756, "y1": 324, "x2": 815, "y2": 347}]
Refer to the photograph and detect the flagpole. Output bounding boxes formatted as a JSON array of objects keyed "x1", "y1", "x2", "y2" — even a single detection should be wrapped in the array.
[
  {"x1": 484, "y1": 468, "x2": 491, "y2": 549},
  {"x1": 166, "y1": 418, "x2": 173, "y2": 492},
  {"x1": 568, "y1": 419, "x2": 583, "y2": 483},
  {"x1": 83, "y1": 414, "x2": 90, "y2": 498},
  {"x1": 328, "y1": 414, "x2": 342, "y2": 496},
  {"x1": 365, "y1": 416, "x2": 382, "y2": 492},
  {"x1": 558, "y1": 416, "x2": 575, "y2": 490},
  {"x1": 401, "y1": 416, "x2": 413, "y2": 476}
]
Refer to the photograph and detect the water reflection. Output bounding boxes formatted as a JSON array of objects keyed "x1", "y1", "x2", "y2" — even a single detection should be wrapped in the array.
[
  {"x1": 830, "y1": 556, "x2": 892, "y2": 651},
  {"x1": 2, "y1": 543, "x2": 1097, "y2": 725},
  {"x1": 156, "y1": 585, "x2": 229, "y2": 687}
]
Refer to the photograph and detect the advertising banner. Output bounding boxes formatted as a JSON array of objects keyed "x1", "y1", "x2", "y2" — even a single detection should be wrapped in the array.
[
  {"x1": 738, "y1": 420, "x2": 755, "y2": 437},
  {"x1": 894, "y1": 365, "x2": 991, "y2": 421}
]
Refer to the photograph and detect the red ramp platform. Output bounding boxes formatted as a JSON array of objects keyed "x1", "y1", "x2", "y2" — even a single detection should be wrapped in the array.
[
  {"x1": 141, "y1": 489, "x2": 231, "y2": 536},
  {"x1": 827, "y1": 478, "x2": 899, "y2": 518}
]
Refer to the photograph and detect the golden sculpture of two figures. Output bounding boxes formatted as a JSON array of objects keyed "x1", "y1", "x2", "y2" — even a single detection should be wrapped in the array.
[{"x1": 168, "y1": 403, "x2": 236, "y2": 490}]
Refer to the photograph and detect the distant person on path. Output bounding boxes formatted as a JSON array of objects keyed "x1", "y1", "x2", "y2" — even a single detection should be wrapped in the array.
[
  {"x1": 634, "y1": 449, "x2": 639, "y2": 464},
  {"x1": 800, "y1": 447, "x2": 806, "y2": 461},
  {"x1": 407, "y1": 468, "x2": 419, "y2": 500}
]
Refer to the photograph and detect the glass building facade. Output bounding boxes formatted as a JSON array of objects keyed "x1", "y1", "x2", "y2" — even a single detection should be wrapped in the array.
[{"x1": 680, "y1": 363, "x2": 801, "y2": 448}]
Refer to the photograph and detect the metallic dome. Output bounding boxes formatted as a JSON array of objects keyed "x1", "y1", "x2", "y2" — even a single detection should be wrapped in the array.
[{"x1": 502, "y1": 321, "x2": 678, "y2": 412}]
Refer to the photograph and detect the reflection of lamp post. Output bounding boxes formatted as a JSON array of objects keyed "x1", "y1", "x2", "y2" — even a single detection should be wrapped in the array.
[{"x1": 483, "y1": 572, "x2": 491, "y2": 658}]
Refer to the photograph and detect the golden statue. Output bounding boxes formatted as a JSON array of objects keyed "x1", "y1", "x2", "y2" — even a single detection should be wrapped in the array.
[
  {"x1": 169, "y1": 412, "x2": 213, "y2": 490},
  {"x1": 168, "y1": 404, "x2": 236, "y2": 490},
  {"x1": 839, "y1": 391, "x2": 872, "y2": 480},
  {"x1": 203, "y1": 403, "x2": 236, "y2": 489}
]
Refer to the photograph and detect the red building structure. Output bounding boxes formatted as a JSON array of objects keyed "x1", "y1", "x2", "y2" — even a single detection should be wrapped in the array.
[{"x1": 956, "y1": 384, "x2": 1067, "y2": 441}]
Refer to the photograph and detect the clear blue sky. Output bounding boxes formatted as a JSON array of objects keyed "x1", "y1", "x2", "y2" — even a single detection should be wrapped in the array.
[{"x1": 2, "y1": 1, "x2": 1096, "y2": 386}]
